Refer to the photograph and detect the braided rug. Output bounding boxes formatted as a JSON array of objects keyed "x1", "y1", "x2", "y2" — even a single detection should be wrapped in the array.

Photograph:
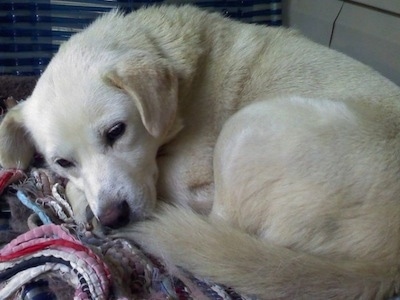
[{"x1": 0, "y1": 167, "x2": 252, "y2": 300}]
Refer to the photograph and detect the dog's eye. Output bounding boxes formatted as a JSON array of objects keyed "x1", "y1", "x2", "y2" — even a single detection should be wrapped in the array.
[
  {"x1": 106, "y1": 122, "x2": 126, "y2": 144},
  {"x1": 55, "y1": 159, "x2": 74, "y2": 168}
]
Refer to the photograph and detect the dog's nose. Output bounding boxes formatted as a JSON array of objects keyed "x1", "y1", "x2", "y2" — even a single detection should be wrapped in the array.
[{"x1": 98, "y1": 200, "x2": 130, "y2": 229}]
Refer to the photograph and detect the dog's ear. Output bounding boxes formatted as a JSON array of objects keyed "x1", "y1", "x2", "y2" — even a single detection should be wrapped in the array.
[
  {"x1": 0, "y1": 102, "x2": 35, "y2": 169},
  {"x1": 104, "y1": 53, "x2": 179, "y2": 138}
]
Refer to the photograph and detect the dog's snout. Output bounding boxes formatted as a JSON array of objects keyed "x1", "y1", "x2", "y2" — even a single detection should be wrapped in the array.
[{"x1": 98, "y1": 200, "x2": 130, "y2": 229}]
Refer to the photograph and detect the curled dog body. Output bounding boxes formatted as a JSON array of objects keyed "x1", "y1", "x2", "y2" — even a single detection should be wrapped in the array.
[{"x1": 1, "y1": 5, "x2": 400, "y2": 298}]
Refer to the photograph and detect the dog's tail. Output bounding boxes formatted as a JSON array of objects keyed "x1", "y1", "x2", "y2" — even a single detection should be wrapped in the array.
[{"x1": 117, "y1": 206, "x2": 399, "y2": 299}]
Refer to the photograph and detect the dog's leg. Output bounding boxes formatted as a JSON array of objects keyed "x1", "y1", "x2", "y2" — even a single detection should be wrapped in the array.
[
  {"x1": 65, "y1": 182, "x2": 90, "y2": 225},
  {"x1": 65, "y1": 181, "x2": 104, "y2": 235},
  {"x1": 212, "y1": 97, "x2": 400, "y2": 259}
]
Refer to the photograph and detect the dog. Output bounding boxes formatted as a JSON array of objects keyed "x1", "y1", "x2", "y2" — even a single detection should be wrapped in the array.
[{"x1": 1, "y1": 5, "x2": 400, "y2": 299}]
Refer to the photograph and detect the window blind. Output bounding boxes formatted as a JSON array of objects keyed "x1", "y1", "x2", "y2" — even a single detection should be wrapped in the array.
[{"x1": 0, "y1": 0, "x2": 282, "y2": 75}]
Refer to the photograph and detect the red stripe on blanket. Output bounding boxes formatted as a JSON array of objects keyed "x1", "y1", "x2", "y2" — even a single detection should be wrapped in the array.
[{"x1": 0, "y1": 169, "x2": 25, "y2": 194}]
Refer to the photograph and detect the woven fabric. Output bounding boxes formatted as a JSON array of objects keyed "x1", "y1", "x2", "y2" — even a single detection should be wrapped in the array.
[{"x1": 0, "y1": 167, "x2": 254, "y2": 299}]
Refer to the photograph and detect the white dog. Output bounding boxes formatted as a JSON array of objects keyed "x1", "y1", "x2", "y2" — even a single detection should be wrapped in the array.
[{"x1": 1, "y1": 5, "x2": 400, "y2": 299}]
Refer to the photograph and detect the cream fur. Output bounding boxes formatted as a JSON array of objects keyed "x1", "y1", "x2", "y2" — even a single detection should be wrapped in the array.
[{"x1": 1, "y1": 5, "x2": 400, "y2": 298}]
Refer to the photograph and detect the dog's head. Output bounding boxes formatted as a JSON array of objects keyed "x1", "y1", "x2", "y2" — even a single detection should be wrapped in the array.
[{"x1": 0, "y1": 46, "x2": 181, "y2": 229}]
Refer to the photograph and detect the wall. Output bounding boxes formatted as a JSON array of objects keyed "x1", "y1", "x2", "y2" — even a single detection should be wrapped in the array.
[{"x1": 283, "y1": 0, "x2": 400, "y2": 86}]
